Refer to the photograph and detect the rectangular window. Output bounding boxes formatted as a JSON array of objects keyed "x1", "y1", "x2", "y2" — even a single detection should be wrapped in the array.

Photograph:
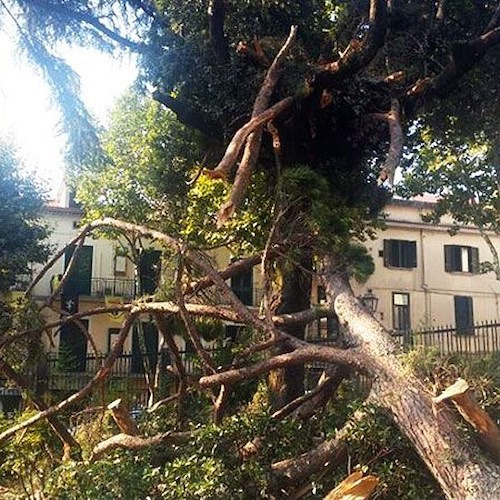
[
  {"x1": 139, "y1": 250, "x2": 162, "y2": 294},
  {"x1": 383, "y1": 240, "x2": 417, "y2": 268},
  {"x1": 63, "y1": 245, "x2": 93, "y2": 296},
  {"x1": 115, "y1": 254, "x2": 127, "y2": 275},
  {"x1": 131, "y1": 322, "x2": 159, "y2": 374},
  {"x1": 58, "y1": 320, "x2": 89, "y2": 372},
  {"x1": 317, "y1": 286, "x2": 327, "y2": 304},
  {"x1": 444, "y1": 245, "x2": 479, "y2": 273},
  {"x1": 454, "y1": 296, "x2": 474, "y2": 335},
  {"x1": 392, "y1": 292, "x2": 410, "y2": 333},
  {"x1": 230, "y1": 269, "x2": 254, "y2": 306},
  {"x1": 107, "y1": 328, "x2": 122, "y2": 354}
]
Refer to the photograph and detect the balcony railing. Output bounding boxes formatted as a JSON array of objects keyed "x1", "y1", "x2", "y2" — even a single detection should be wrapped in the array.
[
  {"x1": 90, "y1": 278, "x2": 136, "y2": 298},
  {"x1": 51, "y1": 276, "x2": 137, "y2": 298}
]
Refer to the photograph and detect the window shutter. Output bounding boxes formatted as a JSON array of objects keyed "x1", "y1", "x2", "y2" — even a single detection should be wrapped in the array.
[
  {"x1": 455, "y1": 296, "x2": 474, "y2": 334},
  {"x1": 408, "y1": 241, "x2": 417, "y2": 268},
  {"x1": 444, "y1": 245, "x2": 453, "y2": 272},
  {"x1": 470, "y1": 247, "x2": 480, "y2": 274},
  {"x1": 467, "y1": 297, "x2": 474, "y2": 329},
  {"x1": 231, "y1": 269, "x2": 253, "y2": 305},
  {"x1": 383, "y1": 240, "x2": 391, "y2": 267}
]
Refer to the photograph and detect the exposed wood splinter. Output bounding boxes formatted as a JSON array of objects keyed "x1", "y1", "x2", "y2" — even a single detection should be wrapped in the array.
[
  {"x1": 433, "y1": 378, "x2": 500, "y2": 463},
  {"x1": 324, "y1": 471, "x2": 379, "y2": 500}
]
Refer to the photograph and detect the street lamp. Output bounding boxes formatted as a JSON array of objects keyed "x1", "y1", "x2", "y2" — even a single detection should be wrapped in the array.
[{"x1": 360, "y1": 289, "x2": 379, "y2": 314}]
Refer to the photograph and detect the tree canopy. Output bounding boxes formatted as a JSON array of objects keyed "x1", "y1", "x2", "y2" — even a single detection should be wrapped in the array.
[{"x1": 0, "y1": 139, "x2": 51, "y2": 292}]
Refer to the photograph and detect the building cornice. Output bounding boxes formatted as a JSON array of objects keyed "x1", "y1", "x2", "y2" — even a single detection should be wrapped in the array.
[{"x1": 43, "y1": 205, "x2": 83, "y2": 216}]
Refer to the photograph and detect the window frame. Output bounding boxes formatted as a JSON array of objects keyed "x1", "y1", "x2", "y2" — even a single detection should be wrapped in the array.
[
  {"x1": 383, "y1": 240, "x2": 417, "y2": 269},
  {"x1": 392, "y1": 292, "x2": 411, "y2": 334},
  {"x1": 230, "y1": 267, "x2": 254, "y2": 306},
  {"x1": 444, "y1": 245, "x2": 479, "y2": 274},
  {"x1": 114, "y1": 253, "x2": 127, "y2": 275},
  {"x1": 107, "y1": 327, "x2": 123, "y2": 354}
]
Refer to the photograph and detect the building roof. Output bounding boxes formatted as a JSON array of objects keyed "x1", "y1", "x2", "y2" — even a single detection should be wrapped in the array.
[
  {"x1": 43, "y1": 204, "x2": 82, "y2": 216},
  {"x1": 391, "y1": 194, "x2": 439, "y2": 209}
]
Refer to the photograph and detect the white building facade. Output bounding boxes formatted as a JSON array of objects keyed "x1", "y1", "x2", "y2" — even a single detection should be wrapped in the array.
[{"x1": 356, "y1": 198, "x2": 500, "y2": 334}]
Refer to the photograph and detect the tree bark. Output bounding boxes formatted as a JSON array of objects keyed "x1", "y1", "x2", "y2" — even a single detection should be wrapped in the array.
[
  {"x1": 323, "y1": 254, "x2": 500, "y2": 499},
  {"x1": 91, "y1": 430, "x2": 194, "y2": 461},
  {"x1": 268, "y1": 250, "x2": 313, "y2": 409}
]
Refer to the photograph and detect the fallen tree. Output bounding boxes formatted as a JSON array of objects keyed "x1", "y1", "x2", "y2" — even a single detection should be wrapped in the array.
[
  {"x1": 1, "y1": 1, "x2": 500, "y2": 498},
  {"x1": 1, "y1": 218, "x2": 500, "y2": 498}
]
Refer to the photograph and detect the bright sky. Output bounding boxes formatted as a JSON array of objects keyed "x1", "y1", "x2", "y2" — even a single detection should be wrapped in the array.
[{"x1": 0, "y1": 31, "x2": 137, "y2": 197}]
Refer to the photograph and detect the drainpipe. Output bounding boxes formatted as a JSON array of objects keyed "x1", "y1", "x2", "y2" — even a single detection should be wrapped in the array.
[{"x1": 420, "y1": 228, "x2": 431, "y2": 324}]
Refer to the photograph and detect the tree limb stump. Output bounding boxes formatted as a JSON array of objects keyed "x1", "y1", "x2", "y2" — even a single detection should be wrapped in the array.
[
  {"x1": 107, "y1": 399, "x2": 139, "y2": 436},
  {"x1": 433, "y1": 378, "x2": 500, "y2": 463}
]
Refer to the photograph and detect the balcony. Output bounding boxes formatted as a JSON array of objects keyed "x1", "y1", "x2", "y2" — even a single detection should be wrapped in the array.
[
  {"x1": 51, "y1": 276, "x2": 136, "y2": 299},
  {"x1": 90, "y1": 278, "x2": 136, "y2": 298}
]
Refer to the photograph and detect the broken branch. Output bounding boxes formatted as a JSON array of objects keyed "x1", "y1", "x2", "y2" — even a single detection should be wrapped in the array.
[
  {"x1": 199, "y1": 345, "x2": 366, "y2": 388},
  {"x1": 107, "y1": 399, "x2": 139, "y2": 436},
  {"x1": 433, "y1": 378, "x2": 500, "y2": 463},
  {"x1": 90, "y1": 430, "x2": 194, "y2": 461},
  {"x1": 206, "y1": 96, "x2": 294, "y2": 181},
  {"x1": 214, "y1": 25, "x2": 297, "y2": 225},
  {"x1": 318, "y1": 0, "x2": 387, "y2": 82},
  {"x1": 377, "y1": 99, "x2": 403, "y2": 186}
]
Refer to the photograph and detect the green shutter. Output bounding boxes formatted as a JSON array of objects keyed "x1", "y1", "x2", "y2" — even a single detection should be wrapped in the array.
[
  {"x1": 383, "y1": 240, "x2": 391, "y2": 267},
  {"x1": 139, "y1": 250, "x2": 162, "y2": 294},
  {"x1": 64, "y1": 245, "x2": 93, "y2": 296},
  {"x1": 455, "y1": 296, "x2": 474, "y2": 335},
  {"x1": 230, "y1": 269, "x2": 253, "y2": 305},
  {"x1": 408, "y1": 241, "x2": 417, "y2": 268},
  {"x1": 444, "y1": 245, "x2": 453, "y2": 272},
  {"x1": 470, "y1": 247, "x2": 480, "y2": 274}
]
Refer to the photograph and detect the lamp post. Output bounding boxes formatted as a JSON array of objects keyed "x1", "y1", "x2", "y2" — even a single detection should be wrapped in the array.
[{"x1": 360, "y1": 289, "x2": 379, "y2": 314}]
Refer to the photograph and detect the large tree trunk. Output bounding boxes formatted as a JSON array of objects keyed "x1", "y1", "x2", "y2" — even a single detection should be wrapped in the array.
[
  {"x1": 323, "y1": 255, "x2": 500, "y2": 499},
  {"x1": 268, "y1": 250, "x2": 312, "y2": 409}
]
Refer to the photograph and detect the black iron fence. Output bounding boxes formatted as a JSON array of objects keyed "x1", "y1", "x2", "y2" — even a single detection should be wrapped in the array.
[
  {"x1": 5, "y1": 320, "x2": 498, "y2": 411},
  {"x1": 307, "y1": 319, "x2": 500, "y2": 357},
  {"x1": 40, "y1": 349, "x2": 221, "y2": 405},
  {"x1": 44, "y1": 320, "x2": 500, "y2": 381},
  {"x1": 45, "y1": 349, "x2": 207, "y2": 378},
  {"x1": 393, "y1": 320, "x2": 500, "y2": 356},
  {"x1": 51, "y1": 275, "x2": 137, "y2": 298}
]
